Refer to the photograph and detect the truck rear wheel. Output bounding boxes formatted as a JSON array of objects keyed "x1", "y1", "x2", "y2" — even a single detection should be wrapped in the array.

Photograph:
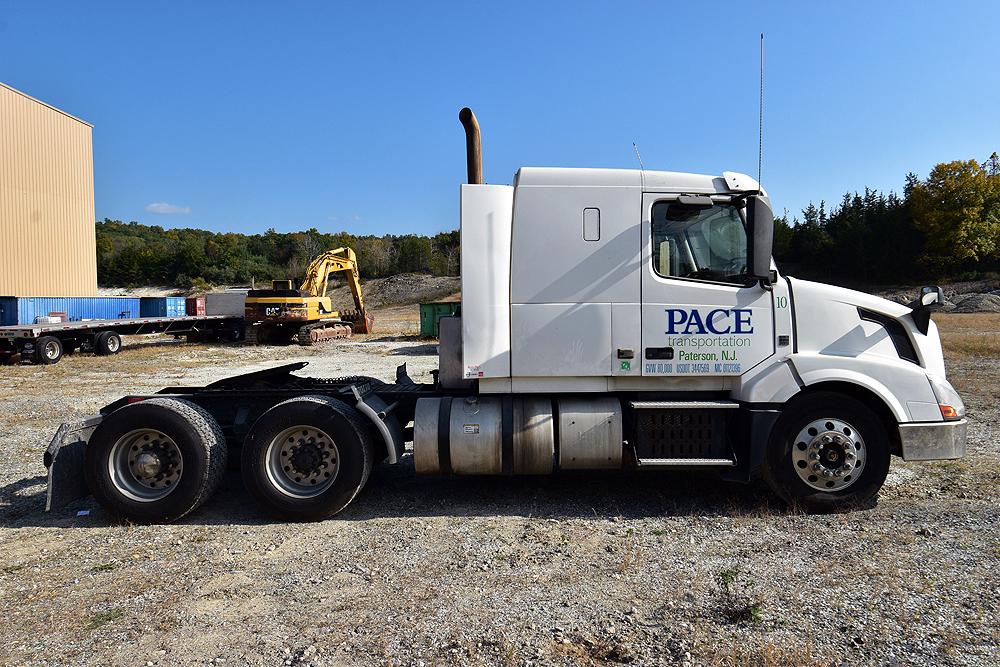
[
  {"x1": 763, "y1": 391, "x2": 890, "y2": 512},
  {"x1": 34, "y1": 336, "x2": 64, "y2": 364},
  {"x1": 241, "y1": 395, "x2": 375, "y2": 521},
  {"x1": 84, "y1": 398, "x2": 228, "y2": 523},
  {"x1": 95, "y1": 331, "x2": 122, "y2": 355}
]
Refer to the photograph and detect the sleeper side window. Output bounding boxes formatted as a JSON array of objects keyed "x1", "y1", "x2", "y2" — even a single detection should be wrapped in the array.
[{"x1": 651, "y1": 201, "x2": 748, "y2": 284}]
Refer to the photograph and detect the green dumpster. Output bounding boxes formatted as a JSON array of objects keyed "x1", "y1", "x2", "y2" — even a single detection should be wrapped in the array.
[{"x1": 419, "y1": 301, "x2": 460, "y2": 338}]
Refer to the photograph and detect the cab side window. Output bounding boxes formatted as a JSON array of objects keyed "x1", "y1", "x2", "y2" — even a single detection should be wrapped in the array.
[{"x1": 651, "y1": 201, "x2": 748, "y2": 284}]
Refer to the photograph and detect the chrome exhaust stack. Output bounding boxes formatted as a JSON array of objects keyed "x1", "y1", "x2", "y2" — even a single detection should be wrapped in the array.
[{"x1": 459, "y1": 107, "x2": 483, "y2": 185}]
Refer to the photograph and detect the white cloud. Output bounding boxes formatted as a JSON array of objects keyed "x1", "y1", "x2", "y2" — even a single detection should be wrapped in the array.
[{"x1": 145, "y1": 202, "x2": 191, "y2": 215}]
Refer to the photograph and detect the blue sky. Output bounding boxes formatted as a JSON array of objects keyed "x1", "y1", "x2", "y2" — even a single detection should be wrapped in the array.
[{"x1": 2, "y1": 1, "x2": 997, "y2": 235}]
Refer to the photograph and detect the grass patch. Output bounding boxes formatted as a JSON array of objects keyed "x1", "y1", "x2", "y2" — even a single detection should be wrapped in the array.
[
  {"x1": 935, "y1": 313, "x2": 1000, "y2": 359},
  {"x1": 87, "y1": 607, "x2": 124, "y2": 629},
  {"x1": 90, "y1": 562, "x2": 116, "y2": 573},
  {"x1": 715, "y1": 567, "x2": 764, "y2": 625}
]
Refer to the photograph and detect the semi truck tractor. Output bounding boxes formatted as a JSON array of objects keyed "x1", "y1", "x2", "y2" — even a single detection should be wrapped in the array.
[{"x1": 43, "y1": 109, "x2": 966, "y2": 523}]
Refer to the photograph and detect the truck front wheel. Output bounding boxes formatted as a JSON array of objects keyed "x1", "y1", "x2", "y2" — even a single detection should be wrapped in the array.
[
  {"x1": 241, "y1": 396, "x2": 376, "y2": 521},
  {"x1": 763, "y1": 391, "x2": 890, "y2": 512},
  {"x1": 84, "y1": 398, "x2": 228, "y2": 523}
]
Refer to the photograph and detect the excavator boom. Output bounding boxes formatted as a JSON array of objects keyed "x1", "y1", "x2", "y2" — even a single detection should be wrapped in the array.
[{"x1": 298, "y1": 247, "x2": 370, "y2": 334}]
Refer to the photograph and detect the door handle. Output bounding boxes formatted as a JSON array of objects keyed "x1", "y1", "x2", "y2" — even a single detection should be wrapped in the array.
[{"x1": 617, "y1": 348, "x2": 634, "y2": 359}]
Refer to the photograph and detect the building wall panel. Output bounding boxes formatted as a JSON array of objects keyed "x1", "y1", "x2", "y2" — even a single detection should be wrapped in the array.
[{"x1": 0, "y1": 83, "x2": 97, "y2": 297}]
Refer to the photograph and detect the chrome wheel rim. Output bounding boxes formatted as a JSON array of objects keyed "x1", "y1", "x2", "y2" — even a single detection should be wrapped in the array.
[
  {"x1": 265, "y1": 426, "x2": 340, "y2": 498},
  {"x1": 43, "y1": 341, "x2": 60, "y2": 360},
  {"x1": 109, "y1": 429, "x2": 183, "y2": 502},
  {"x1": 791, "y1": 418, "x2": 866, "y2": 491},
  {"x1": 106, "y1": 335, "x2": 121, "y2": 352}
]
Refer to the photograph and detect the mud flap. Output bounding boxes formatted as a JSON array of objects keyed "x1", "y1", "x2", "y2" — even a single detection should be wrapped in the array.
[{"x1": 44, "y1": 416, "x2": 102, "y2": 511}]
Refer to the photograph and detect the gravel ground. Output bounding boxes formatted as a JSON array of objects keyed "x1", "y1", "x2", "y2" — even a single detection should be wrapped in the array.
[{"x1": 0, "y1": 312, "x2": 997, "y2": 667}]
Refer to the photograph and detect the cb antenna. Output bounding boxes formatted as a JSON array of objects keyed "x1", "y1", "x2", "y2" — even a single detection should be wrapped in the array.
[
  {"x1": 758, "y1": 32, "x2": 764, "y2": 188},
  {"x1": 632, "y1": 142, "x2": 645, "y2": 171}
]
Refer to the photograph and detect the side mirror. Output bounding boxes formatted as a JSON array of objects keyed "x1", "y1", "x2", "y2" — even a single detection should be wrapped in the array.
[
  {"x1": 908, "y1": 285, "x2": 944, "y2": 335},
  {"x1": 746, "y1": 195, "x2": 774, "y2": 285},
  {"x1": 920, "y1": 286, "x2": 943, "y2": 307}
]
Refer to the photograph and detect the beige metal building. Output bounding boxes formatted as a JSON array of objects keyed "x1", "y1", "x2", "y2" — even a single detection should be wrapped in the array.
[{"x1": 0, "y1": 82, "x2": 97, "y2": 297}]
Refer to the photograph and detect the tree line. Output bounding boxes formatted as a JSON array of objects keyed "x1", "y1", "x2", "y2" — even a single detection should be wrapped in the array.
[
  {"x1": 96, "y1": 223, "x2": 460, "y2": 289},
  {"x1": 96, "y1": 152, "x2": 1000, "y2": 289},
  {"x1": 773, "y1": 152, "x2": 1000, "y2": 285}
]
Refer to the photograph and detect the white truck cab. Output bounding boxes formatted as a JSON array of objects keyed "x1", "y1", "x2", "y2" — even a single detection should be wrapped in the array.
[{"x1": 414, "y1": 109, "x2": 967, "y2": 511}]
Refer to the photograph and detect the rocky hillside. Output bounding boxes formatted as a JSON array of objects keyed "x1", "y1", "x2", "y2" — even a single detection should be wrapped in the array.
[{"x1": 876, "y1": 279, "x2": 1000, "y2": 313}]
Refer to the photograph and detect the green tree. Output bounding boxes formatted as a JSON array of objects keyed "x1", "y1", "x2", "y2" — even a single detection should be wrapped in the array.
[
  {"x1": 396, "y1": 235, "x2": 433, "y2": 273},
  {"x1": 909, "y1": 159, "x2": 1000, "y2": 272},
  {"x1": 772, "y1": 210, "x2": 793, "y2": 262}
]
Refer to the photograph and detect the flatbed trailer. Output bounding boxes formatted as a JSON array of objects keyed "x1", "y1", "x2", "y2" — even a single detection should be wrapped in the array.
[{"x1": 0, "y1": 315, "x2": 245, "y2": 365}]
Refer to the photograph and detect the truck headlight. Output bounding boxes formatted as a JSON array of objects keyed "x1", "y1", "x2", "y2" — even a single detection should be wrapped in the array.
[{"x1": 928, "y1": 375, "x2": 965, "y2": 420}]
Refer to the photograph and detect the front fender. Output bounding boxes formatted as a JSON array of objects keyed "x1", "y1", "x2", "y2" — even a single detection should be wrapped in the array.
[{"x1": 790, "y1": 353, "x2": 938, "y2": 422}]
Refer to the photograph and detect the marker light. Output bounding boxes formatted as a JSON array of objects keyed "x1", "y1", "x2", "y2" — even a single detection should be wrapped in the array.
[{"x1": 927, "y1": 375, "x2": 966, "y2": 421}]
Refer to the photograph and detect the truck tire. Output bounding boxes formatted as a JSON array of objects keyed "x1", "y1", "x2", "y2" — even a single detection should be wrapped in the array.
[
  {"x1": 34, "y1": 336, "x2": 64, "y2": 364},
  {"x1": 220, "y1": 321, "x2": 245, "y2": 342},
  {"x1": 95, "y1": 331, "x2": 122, "y2": 356},
  {"x1": 84, "y1": 398, "x2": 228, "y2": 523},
  {"x1": 241, "y1": 395, "x2": 376, "y2": 521},
  {"x1": 763, "y1": 391, "x2": 890, "y2": 512}
]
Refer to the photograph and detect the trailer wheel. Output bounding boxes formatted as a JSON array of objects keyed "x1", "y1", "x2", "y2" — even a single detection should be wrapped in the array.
[
  {"x1": 84, "y1": 398, "x2": 228, "y2": 523},
  {"x1": 95, "y1": 331, "x2": 122, "y2": 355},
  {"x1": 241, "y1": 395, "x2": 376, "y2": 521},
  {"x1": 220, "y1": 322, "x2": 245, "y2": 342},
  {"x1": 34, "y1": 336, "x2": 64, "y2": 364},
  {"x1": 763, "y1": 391, "x2": 890, "y2": 512}
]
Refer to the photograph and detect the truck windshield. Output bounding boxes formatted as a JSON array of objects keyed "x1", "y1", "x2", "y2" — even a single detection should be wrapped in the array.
[{"x1": 651, "y1": 201, "x2": 748, "y2": 283}]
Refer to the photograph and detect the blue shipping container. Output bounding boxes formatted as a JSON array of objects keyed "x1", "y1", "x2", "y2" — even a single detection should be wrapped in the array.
[
  {"x1": 0, "y1": 296, "x2": 142, "y2": 325},
  {"x1": 140, "y1": 297, "x2": 187, "y2": 318},
  {"x1": 67, "y1": 297, "x2": 141, "y2": 321},
  {"x1": 0, "y1": 297, "x2": 69, "y2": 325},
  {"x1": 0, "y1": 297, "x2": 18, "y2": 326}
]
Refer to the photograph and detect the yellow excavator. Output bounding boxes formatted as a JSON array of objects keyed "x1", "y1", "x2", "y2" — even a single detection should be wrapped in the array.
[{"x1": 245, "y1": 247, "x2": 374, "y2": 345}]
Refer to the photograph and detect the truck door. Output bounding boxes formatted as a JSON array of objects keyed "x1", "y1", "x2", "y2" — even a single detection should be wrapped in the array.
[{"x1": 640, "y1": 193, "x2": 775, "y2": 377}]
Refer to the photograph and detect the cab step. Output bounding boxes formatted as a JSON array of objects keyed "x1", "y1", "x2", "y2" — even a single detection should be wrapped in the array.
[
  {"x1": 637, "y1": 457, "x2": 736, "y2": 467},
  {"x1": 630, "y1": 400, "x2": 739, "y2": 410}
]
